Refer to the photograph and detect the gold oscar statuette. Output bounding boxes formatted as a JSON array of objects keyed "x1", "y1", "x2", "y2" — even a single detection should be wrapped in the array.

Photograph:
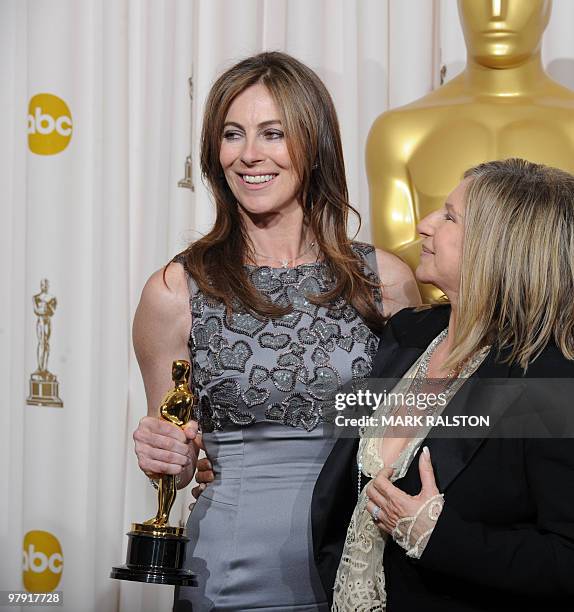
[
  {"x1": 111, "y1": 360, "x2": 198, "y2": 586},
  {"x1": 27, "y1": 279, "x2": 63, "y2": 407},
  {"x1": 367, "y1": 0, "x2": 574, "y2": 301}
]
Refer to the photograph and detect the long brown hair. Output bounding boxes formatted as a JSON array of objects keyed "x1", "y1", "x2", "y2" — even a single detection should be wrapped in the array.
[
  {"x1": 177, "y1": 51, "x2": 384, "y2": 330},
  {"x1": 446, "y1": 158, "x2": 574, "y2": 370}
]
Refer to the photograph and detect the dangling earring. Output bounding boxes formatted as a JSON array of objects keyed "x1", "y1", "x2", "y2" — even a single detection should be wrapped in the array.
[{"x1": 312, "y1": 162, "x2": 319, "y2": 170}]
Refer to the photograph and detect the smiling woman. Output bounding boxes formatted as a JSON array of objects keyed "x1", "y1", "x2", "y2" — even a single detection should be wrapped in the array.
[
  {"x1": 219, "y1": 83, "x2": 300, "y2": 220},
  {"x1": 130, "y1": 51, "x2": 421, "y2": 612},
  {"x1": 187, "y1": 51, "x2": 402, "y2": 324},
  {"x1": 416, "y1": 179, "x2": 468, "y2": 302}
]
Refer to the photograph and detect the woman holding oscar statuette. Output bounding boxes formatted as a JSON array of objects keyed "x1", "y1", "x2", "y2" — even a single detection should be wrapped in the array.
[{"x1": 131, "y1": 51, "x2": 420, "y2": 611}]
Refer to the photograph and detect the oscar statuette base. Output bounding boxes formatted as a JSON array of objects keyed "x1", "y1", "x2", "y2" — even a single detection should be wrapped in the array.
[
  {"x1": 110, "y1": 523, "x2": 197, "y2": 586},
  {"x1": 27, "y1": 372, "x2": 63, "y2": 407}
]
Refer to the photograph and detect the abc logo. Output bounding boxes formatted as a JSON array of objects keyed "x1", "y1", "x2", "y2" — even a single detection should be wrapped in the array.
[
  {"x1": 27, "y1": 94, "x2": 73, "y2": 155},
  {"x1": 22, "y1": 530, "x2": 63, "y2": 592}
]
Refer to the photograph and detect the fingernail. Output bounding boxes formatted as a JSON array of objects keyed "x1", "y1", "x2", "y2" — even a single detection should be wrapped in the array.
[{"x1": 423, "y1": 446, "x2": 430, "y2": 458}]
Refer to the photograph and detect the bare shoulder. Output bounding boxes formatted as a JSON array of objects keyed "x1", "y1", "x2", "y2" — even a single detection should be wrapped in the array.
[
  {"x1": 137, "y1": 262, "x2": 190, "y2": 323},
  {"x1": 366, "y1": 111, "x2": 408, "y2": 164},
  {"x1": 141, "y1": 263, "x2": 189, "y2": 310},
  {"x1": 374, "y1": 248, "x2": 412, "y2": 283},
  {"x1": 374, "y1": 248, "x2": 422, "y2": 316},
  {"x1": 369, "y1": 107, "x2": 409, "y2": 138}
]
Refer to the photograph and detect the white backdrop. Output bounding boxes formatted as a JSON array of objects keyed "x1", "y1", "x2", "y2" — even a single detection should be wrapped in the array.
[{"x1": 1, "y1": 1, "x2": 573, "y2": 611}]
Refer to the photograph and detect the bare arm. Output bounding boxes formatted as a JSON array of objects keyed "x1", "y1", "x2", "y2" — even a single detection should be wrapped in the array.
[
  {"x1": 375, "y1": 248, "x2": 422, "y2": 318},
  {"x1": 132, "y1": 262, "x2": 199, "y2": 489}
]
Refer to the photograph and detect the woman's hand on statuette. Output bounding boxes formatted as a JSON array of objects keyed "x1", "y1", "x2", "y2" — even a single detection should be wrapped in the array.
[
  {"x1": 366, "y1": 446, "x2": 440, "y2": 537},
  {"x1": 133, "y1": 416, "x2": 199, "y2": 479}
]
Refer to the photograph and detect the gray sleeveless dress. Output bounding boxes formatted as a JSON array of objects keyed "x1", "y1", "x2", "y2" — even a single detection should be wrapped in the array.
[{"x1": 173, "y1": 243, "x2": 382, "y2": 612}]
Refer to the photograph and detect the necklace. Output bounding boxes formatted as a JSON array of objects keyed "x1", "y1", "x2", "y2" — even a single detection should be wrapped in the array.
[
  {"x1": 405, "y1": 328, "x2": 458, "y2": 412},
  {"x1": 416, "y1": 328, "x2": 456, "y2": 380},
  {"x1": 252, "y1": 241, "x2": 317, "y2": 268}
]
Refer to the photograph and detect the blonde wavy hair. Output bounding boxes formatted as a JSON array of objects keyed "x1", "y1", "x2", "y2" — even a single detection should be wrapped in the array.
[{"x1": 447, "y1": 158, "x2": 574, "y2": 371}]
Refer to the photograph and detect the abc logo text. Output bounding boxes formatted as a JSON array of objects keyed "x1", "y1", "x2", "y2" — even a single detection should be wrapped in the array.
[
  {"x1": 22, "y1": 530, "x2": 63, "y2": 592},
  {"x1": 28, "y1": 93, "x2": 73, "y2": 155}
]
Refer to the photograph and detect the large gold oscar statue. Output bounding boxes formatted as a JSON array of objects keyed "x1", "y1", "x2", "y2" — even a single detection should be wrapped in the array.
[{"x1": 368, "y1": 0, "x2": 574, "y2": 300}]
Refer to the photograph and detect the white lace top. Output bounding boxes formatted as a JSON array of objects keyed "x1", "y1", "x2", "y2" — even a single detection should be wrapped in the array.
[{"x1": 332, "y1": 330, "x2": 490, "y2": 611}]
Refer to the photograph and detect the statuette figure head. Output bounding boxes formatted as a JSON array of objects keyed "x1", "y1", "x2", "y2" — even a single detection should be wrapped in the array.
[
  {"x1": 458, "y1": 0, "x2": 552, "y2": 68},
  {"x1": 172, "y1": 360, "x2": 190, "y2": 383}
]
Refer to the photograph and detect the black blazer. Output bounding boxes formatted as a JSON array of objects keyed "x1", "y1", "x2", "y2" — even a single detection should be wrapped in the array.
[{"x1": 312, "y1": 305, "x2": 574, "y2": 611}]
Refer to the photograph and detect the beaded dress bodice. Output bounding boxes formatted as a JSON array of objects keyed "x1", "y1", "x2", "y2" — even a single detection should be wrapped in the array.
[{"x1": 184, "y1": 243, "x2": 382, "y2": 433}]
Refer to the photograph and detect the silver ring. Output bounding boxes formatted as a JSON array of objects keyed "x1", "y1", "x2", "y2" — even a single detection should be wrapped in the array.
[{"x1": 370, "y1": 505, "x2": 382, "y2": 522}]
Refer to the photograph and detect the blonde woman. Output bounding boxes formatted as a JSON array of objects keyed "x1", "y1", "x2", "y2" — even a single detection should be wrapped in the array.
[{"x1": 313, "y1": 158, "x2": 574, "y2": 612}]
